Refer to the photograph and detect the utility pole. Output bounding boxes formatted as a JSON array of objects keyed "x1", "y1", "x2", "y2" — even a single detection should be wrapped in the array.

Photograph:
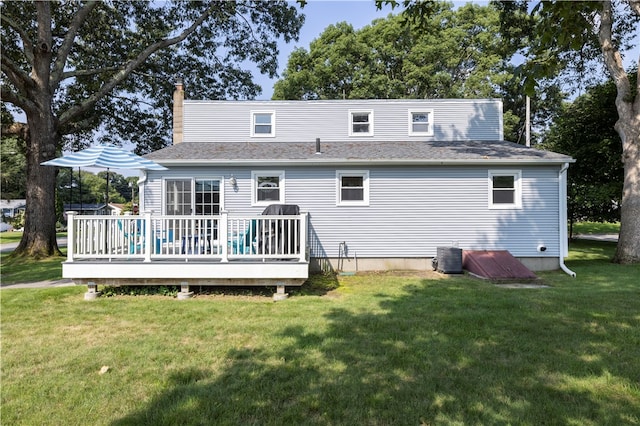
[{"x1": 525, "y1": 95, "x2": 531, "y2": 147}]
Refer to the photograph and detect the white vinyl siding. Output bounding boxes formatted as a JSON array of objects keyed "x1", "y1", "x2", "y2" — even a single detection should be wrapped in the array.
[
  {"x1": 184, "y1": 99, "x2": 502, "y2": 143},
  {"x1": 144, "y1": 165, "x2": 560, "y2": 259}
]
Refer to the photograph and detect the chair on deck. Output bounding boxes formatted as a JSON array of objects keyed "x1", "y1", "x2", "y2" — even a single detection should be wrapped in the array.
[
  {"x1": 117, "y1": 219, "x2": 144, "y2": 254},
  {"x1": 155, "y1": 229, "x2": 174, "y2": 254},
  {"x1": 231, "y1": 220, "x2": 257, "y2": 255}
]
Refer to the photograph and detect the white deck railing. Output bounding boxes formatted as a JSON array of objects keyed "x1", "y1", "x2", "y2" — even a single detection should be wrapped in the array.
[{"x1": 65, "y1": 211, "x2": 308, "y2": 263}]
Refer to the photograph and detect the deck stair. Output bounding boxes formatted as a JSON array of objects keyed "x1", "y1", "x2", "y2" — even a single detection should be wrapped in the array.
[{"x1": 462, "y1": 250, "x2": 538, "y2": 281}]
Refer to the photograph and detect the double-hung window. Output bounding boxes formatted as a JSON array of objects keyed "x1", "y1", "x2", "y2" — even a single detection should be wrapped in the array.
[
  {"x1": 252, "y1": 171, "x2": 285, "y2": 206},
  {"x1": 251, "y1": 111, "x2": 275, "y2": 137},
  {"x1": 165, "y1": 178, "x2": 221, "y2": 215},
  {"x1": 337, "y1": 170, "x2": 369, "y2": 206},
  {"x1": 488, "y1": 170, "x2": 521, "y2": 209},
  {"x1": 408, "y1": 110, "x2": 434, "y2": 136},
  {"x1": 349, "y1": 110, "x2": 373, "y2": 136}
]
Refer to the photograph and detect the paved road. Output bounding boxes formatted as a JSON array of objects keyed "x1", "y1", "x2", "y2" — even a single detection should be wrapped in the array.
[
  {"x1": 0, "y1": 237, "x2": 67, "y2": 253},
  {"x1": 573, "y1": 233, "x2": 618, "y2": 242}
]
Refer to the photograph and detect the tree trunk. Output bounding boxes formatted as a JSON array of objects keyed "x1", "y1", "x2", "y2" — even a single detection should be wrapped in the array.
[
  {"x1": 13, "y1": 109, "x2": 62, "y2": 259},
  {"x1": 613, "y1": 124, "x2": 640, "y2": 263}
]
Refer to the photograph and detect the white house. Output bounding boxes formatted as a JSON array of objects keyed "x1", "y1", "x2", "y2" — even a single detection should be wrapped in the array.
[
  {"x1": 61, "y1": 81, "x2": 575, "y2": 297},
  {"x1": 1, "y1": 199, "x2": 26, "y2": 218}
]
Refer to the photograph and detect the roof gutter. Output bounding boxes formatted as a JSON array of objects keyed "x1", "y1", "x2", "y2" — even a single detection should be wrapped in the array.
[
  {"x1": 558, "y1": 162, "x2": 576, "y2": 277},
  {"x1": 152, "y1": 158, "x2": 576, "y2": 167}
]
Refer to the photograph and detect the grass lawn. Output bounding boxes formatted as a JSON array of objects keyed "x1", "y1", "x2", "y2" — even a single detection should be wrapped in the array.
[
  {"x1": 1, "y1": 240, "x2": 639, "y2": 425},
  {"x1": 572, "y1": 221, "x2": 620, "y2": 235},
  {"x1": 0, "y1": 231, "x2": 24, "y2": 244},
  {"x1": 1, "y1": 233, "x2": 67, "y2": 285},
  {"x1": 1, "y1": 251, "x2": 65, "y2": 285}
]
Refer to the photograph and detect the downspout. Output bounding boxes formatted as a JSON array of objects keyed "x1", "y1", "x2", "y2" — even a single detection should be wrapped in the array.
[
  {"x1": 138, "y1": 171, "x2": 147, "y2": 213},
  {"x1": 558, "y1": 163, "x2": 576, "y2": 277}
]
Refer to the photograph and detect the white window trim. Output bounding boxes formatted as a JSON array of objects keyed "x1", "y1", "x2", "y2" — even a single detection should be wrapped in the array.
[
  {"x1": 250, "y1": 110, "x2": 276, "y2": 138},
  {"x1": 252, "y1": 170, "x2": 285, "y2": 206},
  {"x1": 336, "y1": 170, "x2": 370, "y2": 206},
  {"x1": 488, "y1": 170, "x2": 522, "y2": 210},
  {"x1": 162, "y1": 176, "x2": 225, "y2": 215},
  {"x1": 348, "y1": 110, "x2": 374, "y2": 137},
  {"x1": 408, "y1": 109, "x2": 434, "y2": 136}
]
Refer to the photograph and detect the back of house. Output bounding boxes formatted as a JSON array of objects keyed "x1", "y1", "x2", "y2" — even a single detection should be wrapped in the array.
[{"x1": 144, "y1": 82, "x2": 574, "y2": 273}]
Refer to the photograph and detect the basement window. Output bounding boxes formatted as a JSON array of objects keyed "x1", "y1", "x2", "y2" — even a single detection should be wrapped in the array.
[{"x1": 488, "y1": 170, "x2": 521, "y2": 209}]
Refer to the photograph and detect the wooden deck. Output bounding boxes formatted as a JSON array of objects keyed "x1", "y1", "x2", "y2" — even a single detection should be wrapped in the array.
[{"x1": 64, "y1": 212, "x2": 309, "y2": 289}]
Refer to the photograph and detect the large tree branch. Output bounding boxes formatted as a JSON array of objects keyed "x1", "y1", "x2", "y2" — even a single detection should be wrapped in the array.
[
  {"x1": 58, "y1": 3, "x2": 217, "y2": 127},
  {"x1": 33, "y1": 1, "x2": 53, "y2": 93},
  {"x1": 0, "y1": 48, "x2": 34, "y2": 91},
  {"x1": 0, "y1": 84, "x2": 36, "y2": 114},
  {"x1": 0, "y1": 14, "x2": 35, "y2": 64},
  {"x1": 60, "y1": 66, "x2": 125, "y2": 80},
  {"x1": 629, "y1": 0, "x2": 640, "y2": 16},
  {"x1": 50, "y1": 0, "x2": 99, "y2": 88}
]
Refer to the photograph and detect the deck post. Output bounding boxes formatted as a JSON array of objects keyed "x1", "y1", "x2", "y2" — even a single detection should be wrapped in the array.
[
  {"x1": 84, "y1": 281, "x2": 101, "y2": 300},
  {"x1": 144, "y1": 211, "x2": 152, "y2": 262},
  {"x1": 299, "y1": 212, "x2": 308, "y2": 262},
  {"x1": 220, "y1": 211, "x2": 229, "y2": 263},
  {"x1": 273, "y1": 283, "x2": 289, "y2": 301},
  {"x1": 66, "y1": 211, "x2": 76, "y2": 262},
  {"x1": 177, "y1": 281, "x2": 194, "y2": 299}
]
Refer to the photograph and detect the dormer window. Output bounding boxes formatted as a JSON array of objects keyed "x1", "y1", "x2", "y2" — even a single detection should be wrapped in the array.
[
  {"x1": 408, "y1": 110, "x2": 434, "y2": 136},
  {"x1": 349, "y1": 110, "x2": 373, "y2": 136},
  {"x1": 251, "y1": 111, "x2": 275, "y2": 137}
]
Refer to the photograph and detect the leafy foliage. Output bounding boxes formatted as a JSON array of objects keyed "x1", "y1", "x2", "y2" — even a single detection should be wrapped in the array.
[
  {"x1": 274, "y1": 4, "x2": 510, "y2": 100},
  {"x1": 0, "y1": 105, "x2": 26, "y2": 199},
  {"x1": 273, "y1": 2, "x2": 564, "y2": 144},
  {"x1": 1, "y1": 1, "x2": 304, "y2": 258},
  {"x1": 1, "y1": 1, "x2": 304, "y2": 154},
  {"x1": 55, "y1": 169, "x2": 132, "y2": 207},
  {"x1": 543, "y1": 77, "x2": 631, "y2": 229}
]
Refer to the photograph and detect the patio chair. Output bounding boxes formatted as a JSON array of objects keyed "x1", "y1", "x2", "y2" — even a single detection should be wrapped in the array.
[
  {"x1": 231, "y1": 220, "x2": 257, "y2": 255},
  {"x1": 117, "y1": 219, "x2": 145, "y2": 254},
  {"x1": 155, "y1": 229, "x2": 174, "y2": 254}
]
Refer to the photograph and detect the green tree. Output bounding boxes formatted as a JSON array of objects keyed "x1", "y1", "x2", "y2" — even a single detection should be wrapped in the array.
[
  {"x1": 542, "y1": 78, "x2": 626, "y2": 236},
  {"x1": 273, "y1": 2, "x2": 563, "y2": 144},
  {"x1": 274, "y1": 4, "x2": 511, "y2": 100},
  {"x1": 56, "y1": 169, "x2": 132, "y2": 206},
  {"x1": 496, "y1": 0, "x2": 640, "y2": 263},
  {"x1": 1, "y1": 1, "x2": 303, "y2": 258},
  {"x1": 1, "y1": 106, "x2": 27, "y2": 200}
]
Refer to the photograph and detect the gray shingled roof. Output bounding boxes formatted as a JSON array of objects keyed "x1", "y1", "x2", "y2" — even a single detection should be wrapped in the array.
[{"x1": 145, "y1": 140, "x2": 573, "y2": 164}]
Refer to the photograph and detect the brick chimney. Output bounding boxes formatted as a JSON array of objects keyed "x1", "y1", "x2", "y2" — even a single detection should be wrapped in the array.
[{"x1": 172, "y1": 77, "x2": 184, "y2": 144}]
